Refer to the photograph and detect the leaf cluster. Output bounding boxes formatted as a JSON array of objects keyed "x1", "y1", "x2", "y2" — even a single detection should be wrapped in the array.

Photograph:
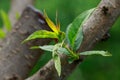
[{"x1": 23, "y1": 8, "x2": 112, "y2": 76}]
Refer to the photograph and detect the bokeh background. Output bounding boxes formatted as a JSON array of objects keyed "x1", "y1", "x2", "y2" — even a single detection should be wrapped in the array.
[{"x1": 0, "y1": 0, "x2": 120, "y2": 80}]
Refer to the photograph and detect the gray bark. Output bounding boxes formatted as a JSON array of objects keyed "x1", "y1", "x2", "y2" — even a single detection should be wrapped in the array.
[
  {"x1": 26, "y1": 0, "x2": 120, "y2": 80},
  {"x1": 0, "y1": 6, "x2": 50, "y2": 80}
]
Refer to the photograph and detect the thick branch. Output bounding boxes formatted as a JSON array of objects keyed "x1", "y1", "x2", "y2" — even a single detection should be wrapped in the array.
[
  {"x1": 26, "y1": 0, "x2": 120, "y2": 80},
  {"x1": 0, "y1": 6, "x2": 50, "y2": 80}
]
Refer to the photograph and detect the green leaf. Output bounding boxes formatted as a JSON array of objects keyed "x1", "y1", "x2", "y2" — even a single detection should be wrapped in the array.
[
  {"x1": 23, "y1": 30, "x2": 58, "y2": 43},
  {"x1": 58, "y1": 31, "x2": 65, "y2": 42},
  {"x1": 58, "y1": 47, "x2": 70, "y2": 55},
  {"x1": 30, "y1": 46, "x2": 40, "y2": 49},
  {"x1": 66, "y1": 8, "x2": 95, "y2": 51},
  {"x1": 79, "y1": 51, "x2": 112, "y2": 56},
  {"x1": 38, "y1": 45, "x2": 54, "y2": 52},
  {"x1": 32, "y1": 45, "x2": 70, "y2": 55},
  {"x1": 0, "y1": 29, "x2": 6, "y2": 38},
  {"x1": 52, "y1": 43, "x2": 65, "y2": 76},
  {"x1": 0, "y1": 10, "x2": 11, "y2": 31},
  {"x1": 53, "y1": 51, "x2": 61, "y2": 76}
]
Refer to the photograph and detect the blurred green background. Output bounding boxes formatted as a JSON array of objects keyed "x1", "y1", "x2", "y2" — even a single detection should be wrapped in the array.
[{"x1": 1, "y1": 0, "x2": 120, "y2": 80}]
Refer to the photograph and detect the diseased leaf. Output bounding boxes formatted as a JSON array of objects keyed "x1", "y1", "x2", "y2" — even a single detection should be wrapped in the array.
[
  {"x1": 79, "y1": 51, "x2": 112, "y2": 56},
  {"x1": 55, "y1": 11, "x2": 60, "y2": 31},
  {"x1": 44, "y1": 10, "x2": 59, "y2": 34},
  {"x1": 66, "y1": 8, "x2": 95, "y2": 51},
  {"x1": 0, "y1": 10, "x2": 11, "y2": 31},
  {"x1": 23, "y1": 30, "x2": 58, "y2": 43}
]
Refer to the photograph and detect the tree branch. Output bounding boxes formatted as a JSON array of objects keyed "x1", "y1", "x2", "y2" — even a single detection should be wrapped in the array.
[
  {"x1": 0, "y1": 6, "x2": 50, "y2": 80},
  {"x1": 26, "y1": 0, "x2": 120, "y2": 80}
]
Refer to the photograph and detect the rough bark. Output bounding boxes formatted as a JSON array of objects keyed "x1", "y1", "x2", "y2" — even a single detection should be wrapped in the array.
[
  {"x1": 26, "y1": 0, "x2": 120, "y2": 80},
  {"x1": 0, "y1": 6, "x2": 50, "y2": 80}
]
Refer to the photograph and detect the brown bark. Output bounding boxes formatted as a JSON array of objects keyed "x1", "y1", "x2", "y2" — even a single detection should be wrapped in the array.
[
  {"x1": 0, "y1": 6, "x2": 50, "y2": 80},
  {"x1": 26, "y1": 0, "x2": 120, "y2": 80}
]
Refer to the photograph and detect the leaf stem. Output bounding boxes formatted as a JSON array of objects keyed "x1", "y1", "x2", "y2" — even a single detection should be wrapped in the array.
[{"x1": 63, "y1": 44, "x2": 79, "y2": 60}]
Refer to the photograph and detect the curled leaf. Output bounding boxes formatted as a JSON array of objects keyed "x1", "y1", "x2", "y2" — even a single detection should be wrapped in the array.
[{"x1": 44, "y1": 10, "x2": 59, "y2": 34}]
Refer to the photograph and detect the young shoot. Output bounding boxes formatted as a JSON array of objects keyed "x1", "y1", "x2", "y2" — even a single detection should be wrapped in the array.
[{"x1": 23, "y1": 8, "x2": 112, "y2": 76}]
